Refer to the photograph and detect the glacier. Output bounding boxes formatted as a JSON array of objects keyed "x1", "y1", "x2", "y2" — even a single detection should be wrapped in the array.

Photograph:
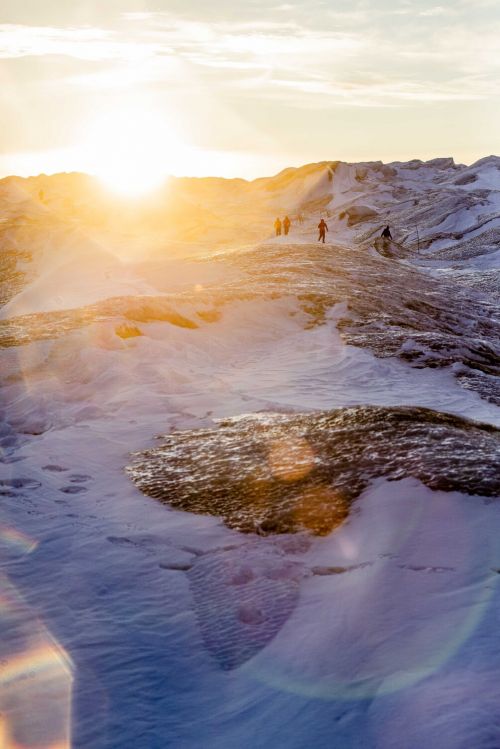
[{"x1": 0, "y1": 156, "x2": 499, "y2": 748}]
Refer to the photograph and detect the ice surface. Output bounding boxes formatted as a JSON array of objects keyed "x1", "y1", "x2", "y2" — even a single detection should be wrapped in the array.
[
  {"x1": 0, "y1": 156, "x2": 499, "y2": 748},
  {"x1": 128, "y1": 406, "x2": 500, "y2": 534}
]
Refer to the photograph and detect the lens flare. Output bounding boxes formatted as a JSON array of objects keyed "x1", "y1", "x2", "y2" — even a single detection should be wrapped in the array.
[
  {"x1": 0, "y1": 575, "x2": 73, "y2": 748},
  {"x1": 268, "y1": 436, "x2": 316, "y2": 482},
  {"x1": 243, "y1": 485, "x2": 497, "y2": 701},
  {"x1": 0, "y1": 525, "x2": 37, "y2": 558}
]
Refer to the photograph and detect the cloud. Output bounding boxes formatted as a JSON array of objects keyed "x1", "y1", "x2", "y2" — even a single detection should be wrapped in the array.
[
  {"x1": 254, "y1": 71, "x2": 497, "y2": 109},
  {"x1": 418, "y1": 6, "x2": 451, "y2": 16},
  {"x1": 121, "y1": 12, "x2": 156, "y2": 21},
  {"x1": 1, "y1": 8, "x2": 499, "y2": 110},
  {"x1": 0, "y1": 23, "x2": 166, "y2": 61}
]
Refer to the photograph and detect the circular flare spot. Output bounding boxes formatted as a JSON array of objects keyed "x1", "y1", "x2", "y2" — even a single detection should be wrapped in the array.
[{"x1": 268, "y1": 437, "x2": 316, "y2": 483}]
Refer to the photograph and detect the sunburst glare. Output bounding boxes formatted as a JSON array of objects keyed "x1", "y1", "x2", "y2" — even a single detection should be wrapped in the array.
[{"x1": 82, "y1": 107, "x2": 180, "y2": 197}]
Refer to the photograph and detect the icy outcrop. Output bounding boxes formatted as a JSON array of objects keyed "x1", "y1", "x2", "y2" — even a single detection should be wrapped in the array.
[
  {"x1": 1, "y1": 237, "x2": 498, "y2": 406},
  {"x1": 340, "y1": 205, "x2": 379, "y2": 226},
  {"x1": 128, "y1": 406, "x2": 500, "y2": 535}
]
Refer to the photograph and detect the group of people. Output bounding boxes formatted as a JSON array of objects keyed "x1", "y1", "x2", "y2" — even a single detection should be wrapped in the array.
[
  {"x1": 274, "y1": 216, "x2": 291, "y2": 236},
  {"x1": 273, "y1": 215, "x2": 393, "y2": 245},
  {"x1": 274, "y1": 215, "x2": 329, "y2": 242}
]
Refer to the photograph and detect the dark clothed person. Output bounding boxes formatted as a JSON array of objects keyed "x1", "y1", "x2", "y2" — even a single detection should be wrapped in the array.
[{"x1": 318, "y1": 218, "x2": 328, "y2": 243}]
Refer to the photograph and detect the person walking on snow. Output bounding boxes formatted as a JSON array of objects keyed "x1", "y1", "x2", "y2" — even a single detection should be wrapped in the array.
[
  {"x1": 283, "y1": 216, "x2": 291, "y2": 236},
  {"x1": 274, "y1": 217, "x2": 282, "y2": 236},
  {"x1": 381, "y1": 225, "x2": 392, "y2": 239},
  {"x1": 318, "y1": 218, "x2": 328, "y2": 243}
]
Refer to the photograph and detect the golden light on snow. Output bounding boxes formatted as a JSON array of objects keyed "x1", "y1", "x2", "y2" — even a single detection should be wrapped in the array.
[{"x1": 81, "y1": 107, "x2": 182, "y2": 197}]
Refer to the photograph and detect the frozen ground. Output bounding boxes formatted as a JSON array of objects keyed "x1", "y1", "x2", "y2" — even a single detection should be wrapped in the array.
[{"x1": 0, "y1": 156, "x2": 499, "y2": 748}]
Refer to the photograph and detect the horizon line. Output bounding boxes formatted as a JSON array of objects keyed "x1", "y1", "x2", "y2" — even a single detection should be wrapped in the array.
[{"x1": 1, "y1": 153, "x2": 498, "y2": 187}]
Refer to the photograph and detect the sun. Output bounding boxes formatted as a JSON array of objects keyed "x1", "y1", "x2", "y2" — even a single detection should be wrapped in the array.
[{"x1": 82, "y1": 107, "x2": 179, "y2": 197}]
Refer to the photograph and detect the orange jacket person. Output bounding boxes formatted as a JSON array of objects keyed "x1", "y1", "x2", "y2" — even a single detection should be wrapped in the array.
[{"x1": 318, "y1": 218, "x2": 328, "y2": 243}]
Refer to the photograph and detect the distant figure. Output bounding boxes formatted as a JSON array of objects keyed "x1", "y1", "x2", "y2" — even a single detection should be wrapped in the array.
[
  {"x1": 283, "y1": 216, "x2": 291, "y2": 236},
  {"x1": 381, "y1": 225, "x2": 392, "y2": 239},
  {"x1": 274, "y1": 217, "x2": 282, "y2": 236},
  {"x1": 38, "y1": 189, "x2": 45, "y2": 203},
  {"x1": 298, "y1": 213, "x2": 304, "y2": 225},
  {"x1": 318, "y1": 218, "x2": 328, "y2": 244}
]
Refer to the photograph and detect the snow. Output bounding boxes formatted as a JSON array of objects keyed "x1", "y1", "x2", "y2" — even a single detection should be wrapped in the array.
[
  {"x1": 0, "y1": 155, "x2": 499, "y2": 748},
  {"x1": 1, "y1": 256, "x2": 154, "y2": 319},
  {"x1": 246, "y1": 479, "x2": 496, "y2": 698}
]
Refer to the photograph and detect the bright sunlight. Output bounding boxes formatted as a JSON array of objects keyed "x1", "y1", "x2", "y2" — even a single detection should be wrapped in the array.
[{"x1": 81, "y1": 107, "x2": 182, "y2": 197}]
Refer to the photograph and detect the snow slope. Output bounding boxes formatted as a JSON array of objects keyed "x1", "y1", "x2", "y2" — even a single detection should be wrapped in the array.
[{"x1": 0, "y1": 156, "x2": 499, "y2": 748}]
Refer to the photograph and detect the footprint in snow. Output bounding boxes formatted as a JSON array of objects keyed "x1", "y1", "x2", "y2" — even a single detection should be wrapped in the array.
[
  {"x1": 397, "y1": 564, "x2": 456, "y2": 573},
  {"x1": 59, "y1": 486, "x2": 87, "y2": 494},
  {"x1": 68, "y1": 474, "x2": 92, "y2": 483},
  {"x1": 0, "y1": 478, "x2": 41, "y2": 490},
  {"x1": 106, "y1": 536, "x2": 136, "y2": 547}
]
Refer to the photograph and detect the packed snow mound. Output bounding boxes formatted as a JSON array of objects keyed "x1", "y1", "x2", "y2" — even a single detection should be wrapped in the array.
[{"x1": 0, "y1": 236, "x2": 156, "y2": 319}]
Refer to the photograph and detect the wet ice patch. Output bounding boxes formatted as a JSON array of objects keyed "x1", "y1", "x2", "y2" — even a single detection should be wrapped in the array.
[{"x1": 128, "y1": 405, "x2": 500, "y2": 535}]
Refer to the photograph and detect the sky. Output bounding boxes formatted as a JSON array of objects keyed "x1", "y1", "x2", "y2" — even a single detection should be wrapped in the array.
[{"x1": 1, "y1": 0, "x2": 499, "y2": 183}]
